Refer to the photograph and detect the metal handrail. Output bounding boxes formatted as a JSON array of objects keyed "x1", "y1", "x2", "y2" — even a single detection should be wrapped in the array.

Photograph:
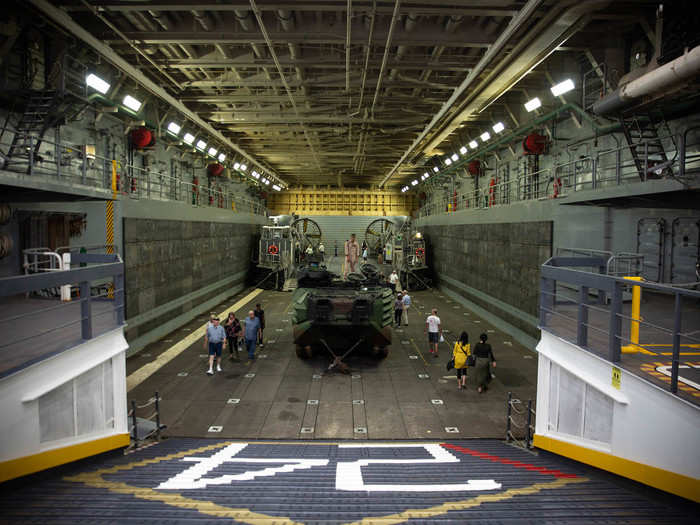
[
  {"x1": 419, "y1": 128, "x2": 700, "y2": 217},
  {"x1": 539, "y1": 257, "x2": 700, "y2": 396}
]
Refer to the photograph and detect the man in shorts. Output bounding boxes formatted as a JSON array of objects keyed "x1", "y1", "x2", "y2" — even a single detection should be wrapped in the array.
[
  {"x1": 425, "y1": 308, "x2": 442, "y2": 358},
  {"x1": 204, "y1": 316, "x2": 226, "y2": 375}
]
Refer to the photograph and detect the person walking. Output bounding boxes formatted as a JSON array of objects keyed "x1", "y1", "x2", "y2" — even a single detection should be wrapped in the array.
[
  {"x1": 401, "y1": 289, "x2": 411, "y2": 326},
  {"x1": 254, "y1": 303, "x2": 265, "y2": 347},
  {"x1": 224, "y1": 312, "x2": 242, "y2": 361},
  {"x1": 318, "y1": 241, "x2": 325, "y2": 261},
  {"x1": 425, "y1": 308, "x2": 442, "y2": 357},
  {"x1": 344, "y1": 233, "x2": 360, "y2": 277},
  {"x1": 473, "y1": 333, "x2": 496, "y2": 393},
  {"x1": 362, "y1": 246, "x2": 368, "y2": 263},
  {"x1": 452, "y1": 332, "x2": 471, "y2": 390},
  {"x1": 243, "y1": 310, "x2": 262, "y2": 361},
  {"x1": 388, "y1": 269, "x2": 399, "y2": 293},
  {"x1": 334, "y1": 241, "x2": 338, "y2": 257},
  {"x1": 204, "y1": 316, "x2": 226, "y2": 375},
  {"x1": 394, "y1": 292, "x2": 404, "y2": 327}
]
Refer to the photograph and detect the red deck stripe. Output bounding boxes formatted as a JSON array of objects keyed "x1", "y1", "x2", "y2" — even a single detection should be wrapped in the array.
[{"x1": 441, "y1": 443, "x2": 578, "y2": 479}]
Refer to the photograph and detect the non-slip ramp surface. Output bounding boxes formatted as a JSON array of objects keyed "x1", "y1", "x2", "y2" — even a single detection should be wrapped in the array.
[{"x1": 2, "y1": 439, "x2": 696, "y2": 524}]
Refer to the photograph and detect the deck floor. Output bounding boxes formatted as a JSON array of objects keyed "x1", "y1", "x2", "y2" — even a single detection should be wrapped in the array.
[{"x1": 126, "y1": 256, "x2": 538, "y2": 440}]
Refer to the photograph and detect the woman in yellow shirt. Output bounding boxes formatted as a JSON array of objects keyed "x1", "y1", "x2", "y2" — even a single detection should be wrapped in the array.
[{"x1": 452, "y1": 331, "x2": 471, "y2": 390}]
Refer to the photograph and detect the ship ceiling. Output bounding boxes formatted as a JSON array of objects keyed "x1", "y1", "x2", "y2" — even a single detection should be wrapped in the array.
[{"x1": 22, "y1": 1, "x2": 658, "y2": 189}]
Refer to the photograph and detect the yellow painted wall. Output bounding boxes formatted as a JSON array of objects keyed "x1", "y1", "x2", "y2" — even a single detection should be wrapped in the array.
[{"x1": 267, "y1": 188, "x2": 416, "y2": 216}]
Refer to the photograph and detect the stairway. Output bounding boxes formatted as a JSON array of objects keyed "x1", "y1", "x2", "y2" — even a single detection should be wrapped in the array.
[
  {"x1": 5, "y1": 90, "x2": 59, "y2": 170},
  {"x1": 619, "y1": 114, "x2": 671, "y2": 180}
]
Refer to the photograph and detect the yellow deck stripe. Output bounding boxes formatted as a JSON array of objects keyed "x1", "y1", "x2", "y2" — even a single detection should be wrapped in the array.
[
  {"x1": 126, "y1": 288, "x2": 263, "y2": 391},
  {"x1": 534, "y1": 434, "x2": 700, "y2": 502},
  {"x1": 0, "y1": 433, "x2": 130, "y2": 483},
  {"x1": 409, "y1": 337, "x2": 429, "y2": 366},
  {"x1": 345, "y1": 477, "x2": 588, "y2": 525}
]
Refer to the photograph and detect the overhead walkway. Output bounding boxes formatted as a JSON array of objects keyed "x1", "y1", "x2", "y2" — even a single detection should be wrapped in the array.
[{"x1": 2, "y1": 438, "x2": 697, "y2": 523}]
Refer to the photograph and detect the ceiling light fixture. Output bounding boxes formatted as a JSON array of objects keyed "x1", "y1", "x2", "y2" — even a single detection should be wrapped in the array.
[
  {"x1": 432, "y1": 166, "x2": 439, "y2": 173},
  {"x1": 411, "y1": 179, "x2": 418, "y2": 186},
  {"x1": 86, "y1": 73, "x2": 110, "y2": 94},
  {"x1": 480, "y1": 131, "x2": 491, "y2": 142},
  {"x1": 208, "y1": 147, "x2": 218, "y2": 157},
  {"x1": 469, "y1": 140, "x2": 478, "y2": 149},
  {"x1": 272, "y1": 184, "x2": 281, "y2": 191},
  {"x1": 451, "y1": 153, "x2": 458, "y2": 161},
  {"x1": 524, "y1": 97, "x2": 541, "y2": 112},
  {"x1": 167, "y1": 122, "x2": 181, "y2": 135},
  {"x1": 183, "y1": 133, "x2": 195, "y2": 145},
  {"x1": 550, "y1": 78, "x2": 575, "y2": 96},
  {"x1": 122, "y1": 95, "x2": 142, "y2": 112},
  {"x1": 218, "y1": 153, "x2": 226, "y2": 162},
  {"x1": 459, "y1": 146, "x2": 467, "y2": 154},
  {"x1": 240, "y1": 163, "x2": 248, "y2": 171},
  {"x1": 492, "y1": 122, "x2": 505, "y2": 133},
  {"x1": 233, "y1": 162, "x2": 240, "y2": 170},
  {"x1": 196, "y1": 139, "x2": 207, "y2": 151},
  {"x1": 445, "y1": 158, "x2": 452, "y2": 166},
  {"x1": 424, "y1": 171, "x2": 429, "y2": 178}
]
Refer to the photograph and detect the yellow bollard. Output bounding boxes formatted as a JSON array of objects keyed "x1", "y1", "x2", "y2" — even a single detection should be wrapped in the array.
[{"x1": 621, "y1": 276, "x2": 643, "y2": 354}]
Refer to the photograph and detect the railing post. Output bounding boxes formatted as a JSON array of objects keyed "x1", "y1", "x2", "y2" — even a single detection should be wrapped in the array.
[
  {"x1": 506, "y1": 391, "x2": 512, "y2": 442},
  {"x1": 79, "y1": 280, "x2": 92, "y2": 340},
  {"x1": 615, "y1": 148, "x2": 622, "y2": 185},
  {"x1": 29, "y1": 135, "x2": 34, "y2": 175},
  {"x1": 671, "y1": 293, "x2": 681, "y2": 394},
  {"x1": 131, "y1": 400, "x2": 138, "y2": 446},
  {"x1": 577, "y1": 286, "x2": 589, "y2": 348},
  {"x1": 526, "y1": 399, "x2": 533, "y2": 448},
  {"x1": 155, "y1": 391, "x2": 161, "y2": 441},
  {"x1": 115, "y1": 270, "x2": 125, "y2": 325},
  {"x1": 591, "y1": 157, "x2": 597, "y2": 189},
  {"x1": 608, "y1": 280, "x2": 622, "y2": 362}
]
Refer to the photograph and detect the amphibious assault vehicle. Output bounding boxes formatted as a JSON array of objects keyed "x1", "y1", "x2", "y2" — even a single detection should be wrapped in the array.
[{"x1": 291, "y1": 264, "x2": 393, "y2": 360}]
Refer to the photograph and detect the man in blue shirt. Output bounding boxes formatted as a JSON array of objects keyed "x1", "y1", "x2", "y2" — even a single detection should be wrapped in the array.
[
  {"x1": 204, "y1": 317, "x2": 226, "y2": 375},
  {"x1": 401, "y1": 290, "x2": 412, "y2": 326},
  {"x1": 244, "y1": 310, "x2": 262, "y2": 361}
]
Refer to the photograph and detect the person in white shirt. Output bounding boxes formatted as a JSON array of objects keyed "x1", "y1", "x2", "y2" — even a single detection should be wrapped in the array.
[
  {"x1": 424, "y1": 308, "x2": 442, "y2": 357},
  {"x1": 388, "y1": 270, "x2": 399, "y2": 293},
  {"x1": 401, "y1": 290, "x2": 411, "y2": 326},
  {"x1": 305, "y1": 244, "x2": 314, "y2": 256},
  {"x1": 318, "y1": 241, "x2": 325, "y2": 260}
]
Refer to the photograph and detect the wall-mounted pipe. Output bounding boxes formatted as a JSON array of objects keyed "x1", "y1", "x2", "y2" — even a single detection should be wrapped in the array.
[{"x1": 593, "y1": 45, "x2": 700, "y2": 116}]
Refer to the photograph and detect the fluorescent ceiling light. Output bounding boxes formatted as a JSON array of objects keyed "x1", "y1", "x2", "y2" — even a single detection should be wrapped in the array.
[
  {"x1": 432, "y1": 166, "x2": 439, "y2": 173},
  {"x1": 208, "y1": 147, "x2": 218, "y2": 157},
  {"x1": 459, "y1": 146, "x2": 467, "y2": 154},
  {"x1": 445, "y1": 158, "x2": 452, "y2": 166},
  {"x1": 183, "y1": 133, "x2": 195, "y2": 145},
  {"x1": 240, "y1": 163, "x2": 247, "y2": 171},
  {"x1": 492, "y1": 122, "x2": 505, "y2": 133},
  {"x1": 167, "y1": 122, "x2": 181, "y2": 135},
  {"x1": 252, "y1": 170, "x2": 260, "y2": 179},
  {"x1": 524, "y1": 97, "x2": 541, "y2": 112},
  {"x1": 272, "y1": 184, "x2": 281, "y2": 191},
  {"x1": 423, "y1": 171, "x2": 429, "y2": 178},
  {"x1": 550, "y1": 78, "x2": 575, "y2": 96},
  {"x1": 196, "y1": 139, "x2": 207, "y2": 150},
  {"x1": 122, "y1": 94, "x2": 142, "y2": 112},
  {"x1": 451, "y1": 153, "x2": 458, "y2": 161},
  {"x1": 469, "y1": 140, "x2": 478, "y2": 149},
  {"x1": 86, "y1": 73, "x2": 110, "y2": 94},
  {"x1": 480, "y1": 131, "x2": 491, "y2": 141},
  {"x1": 218, "y1": 153, "x2": 226, "y2": 162},
  {"x1": 411, "y1": 179, "x2": 418, "y2": 186},
  {"x1": 264, "y1": 179, "x2": 270, "y2": 185}
]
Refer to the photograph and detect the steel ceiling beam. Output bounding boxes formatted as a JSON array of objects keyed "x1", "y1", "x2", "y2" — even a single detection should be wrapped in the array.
[{"x1": 28, "y1": 0, "x2": 287, "y2": 187}]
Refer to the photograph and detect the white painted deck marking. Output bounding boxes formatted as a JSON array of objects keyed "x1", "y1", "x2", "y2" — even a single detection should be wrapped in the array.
[
  {"x1": 126, "y1": 288, "x2": 264, "y2": 391},
  {"x1": 656, "y1": 364, "x2": 700, "y2": 390}
]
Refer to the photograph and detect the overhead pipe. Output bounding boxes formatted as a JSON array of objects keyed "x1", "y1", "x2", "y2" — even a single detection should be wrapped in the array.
[
  {"x1": 379, "y1": 0, "x2": 545, "y2": 187},
  {"x1": 346, "y1": 0, "x2": 352, "y2": 94},
  {"x1": 593, "y1": 44, "x2": 700, "y2": 116},
  {"x1": 29, "y1": 0, "x2": 286, "y2": 186},
  {"x1": 370, "y1": 0, "x2": 401, "y2": 117}
]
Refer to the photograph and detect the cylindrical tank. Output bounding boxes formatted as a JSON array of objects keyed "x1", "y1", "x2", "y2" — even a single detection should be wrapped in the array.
[
  {"x1": 467, "y1": 160, "x2": 481, "y2": 175},
  {"x1": 207, "y1": 163, "x2": 225, "y2": 177},
  {"x1": 522, "y1": 133, "x2": 546, "y2": 155},
  {"x1": 130, "y1": 127, "x2": 155, "y2": 149}
]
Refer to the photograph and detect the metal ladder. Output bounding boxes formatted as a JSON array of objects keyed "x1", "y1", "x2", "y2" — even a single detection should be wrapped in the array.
[
  {"x1": 5, "y1": 90, "x2": 59, "y2": 169},
  {"x1": 619, "y1": 113, "x2": 671, "y2": 180}
]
